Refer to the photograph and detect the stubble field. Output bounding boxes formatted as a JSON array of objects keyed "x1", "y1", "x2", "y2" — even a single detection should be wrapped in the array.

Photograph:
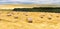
[{"x1": 0, "y1": 11, "x2": 60, "y2": 29}]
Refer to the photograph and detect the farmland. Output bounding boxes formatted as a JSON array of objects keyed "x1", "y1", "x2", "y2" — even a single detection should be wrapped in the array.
[
  {"x1": 0, "y1": 2, "x2": 60, "y2": 29},
  {"x1": 0, "y1": 11, "x2": 60, "y2": 29}
]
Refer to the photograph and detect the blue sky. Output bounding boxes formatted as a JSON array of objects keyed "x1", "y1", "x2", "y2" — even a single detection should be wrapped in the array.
[{"x1": 0, "y1": 0, "x2": 60, "y2": 4}]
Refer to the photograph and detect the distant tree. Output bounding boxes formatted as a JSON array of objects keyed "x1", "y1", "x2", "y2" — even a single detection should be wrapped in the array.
[{"x1": 13, "y1": 7, "x2": 60, "y2": 13}]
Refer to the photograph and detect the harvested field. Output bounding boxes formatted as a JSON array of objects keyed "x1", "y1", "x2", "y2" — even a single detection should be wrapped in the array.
[{"x1": 0, "y1": 11, "x2": 60, "y2": 29}]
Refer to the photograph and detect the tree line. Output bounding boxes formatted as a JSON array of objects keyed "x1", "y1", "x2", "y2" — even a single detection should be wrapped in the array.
[{"x1": 13, "y1": 7, "x2": 60, "y2": 13}]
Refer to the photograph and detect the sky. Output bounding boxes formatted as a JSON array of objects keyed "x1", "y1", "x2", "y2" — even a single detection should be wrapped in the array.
[{"x1": 0, "y1": 0, "x2": 60, "y2": 4}]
